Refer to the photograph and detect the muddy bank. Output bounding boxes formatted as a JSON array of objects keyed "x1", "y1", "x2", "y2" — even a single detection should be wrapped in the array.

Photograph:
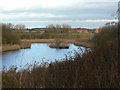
[{"x1": 2, "y1": 43, "x2": 31, "y2": 52}]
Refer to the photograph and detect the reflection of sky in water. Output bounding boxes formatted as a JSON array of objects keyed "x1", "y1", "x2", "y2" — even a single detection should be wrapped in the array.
[{"x1": 1, "y1": 43, "x2": 90, "y2": 70}]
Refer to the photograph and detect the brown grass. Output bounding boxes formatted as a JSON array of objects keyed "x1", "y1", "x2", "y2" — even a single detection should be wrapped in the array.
[
  {"x1": 2, "y1": 43, "x2": 31, "y2": 52},
  {"x1": 2, "y1": 44, "x2": 20, "y2": 52},
  {"x1": 21, "y1": 38, "x2": 93, "y2": 48},
  {"x1": 21, "y1": 38, "x2": 89, "y2": 43},
  {"x1": 74, "y1": 42, "x2": 94, "y2": 48},
  {"x1": 21, "y1": 39, "x2": 74, "y2": 43},
  {"x1": 20, "y1": 43, "x2": 31, "y2": 49}
]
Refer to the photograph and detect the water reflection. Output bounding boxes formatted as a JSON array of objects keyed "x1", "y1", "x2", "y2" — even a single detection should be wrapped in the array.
[{"x1": 1, "y1": 43, "x2": 88, "y2": 70}]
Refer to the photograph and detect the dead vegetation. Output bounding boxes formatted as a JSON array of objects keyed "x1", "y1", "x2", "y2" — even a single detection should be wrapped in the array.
[{"x1": 2, "y1": 24, "x2": 119, "y2": 88}]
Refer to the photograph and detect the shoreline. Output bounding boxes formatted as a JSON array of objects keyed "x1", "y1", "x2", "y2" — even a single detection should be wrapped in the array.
[
  {"x1": 21, "y1": 39, "x2": 75, "y2": 43},
  {"x1": 2, "y1": 38, "x2": 93, "y2": 52},
  {"x1": 2, "y1": 42, "x2": 31, "y2": 52}
]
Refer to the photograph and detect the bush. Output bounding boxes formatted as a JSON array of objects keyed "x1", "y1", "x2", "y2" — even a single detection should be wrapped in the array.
[
  {"x1": 92, "y1": 25, "x2": 118, "y2": 47},
  {"x1": 2, "y1": 24, "x2": 20, "y2": 44}
]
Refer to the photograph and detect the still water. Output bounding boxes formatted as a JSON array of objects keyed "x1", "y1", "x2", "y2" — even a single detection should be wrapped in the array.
[{"x1": 1, "y1": 43, "x2": 88, "y2": 70}]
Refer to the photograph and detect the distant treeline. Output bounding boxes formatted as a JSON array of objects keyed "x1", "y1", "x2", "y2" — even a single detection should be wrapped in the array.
[
  {"x1": 39, "y1": 24, "x2": 71, "y2": 33},
  {"x1": 2, "y1": 23, "x2": 94, "y2": 44},
  {"x1": 2, "y1": 22, "x2": 117, "y2": 45}
]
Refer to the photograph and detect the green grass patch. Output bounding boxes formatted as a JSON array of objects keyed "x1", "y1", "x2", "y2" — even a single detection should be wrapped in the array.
[{"x1": 18, "y1": 32, "x2": 94, "y2": 39}]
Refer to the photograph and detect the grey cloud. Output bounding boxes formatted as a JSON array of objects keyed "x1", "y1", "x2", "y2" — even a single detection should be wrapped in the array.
[
  {"x1": 1, "y1": 2, "x2": 117, "y2": 14},
  {"x1": 1, "y1": 2, "x2": 118, "y2": 28}
]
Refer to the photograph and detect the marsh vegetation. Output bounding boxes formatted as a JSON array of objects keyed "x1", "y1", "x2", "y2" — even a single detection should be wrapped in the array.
[{"x1": 2, "y1": 23, "x2": 119, "y2": 88}]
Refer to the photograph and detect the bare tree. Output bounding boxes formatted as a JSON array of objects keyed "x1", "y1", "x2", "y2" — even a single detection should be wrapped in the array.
[
  {"x1": 62, "y1": 24, "x2": 71, "y2": 29},
  {"x1": 55, "y1": 24, "x2": 61, "y2": 29},
  {"x1": 6, "y1": 23, "x2": 14, "y2": 29},
  {"x1": 61, "y1": 24, "x2": 71, "y2": 32},
  {"x1": 15, "y1": 24, "x2": 25, "y2": 30},
  {"x1": 46, "y1": 24, "x2": 55, "y2": 29}
]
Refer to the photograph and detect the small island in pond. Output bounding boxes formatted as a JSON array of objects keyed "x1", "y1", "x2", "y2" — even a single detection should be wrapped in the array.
[{"x1": 49, "y1": 43, "x2": 69, "y2": 49}]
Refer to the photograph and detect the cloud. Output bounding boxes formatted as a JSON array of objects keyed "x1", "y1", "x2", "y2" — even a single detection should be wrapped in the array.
[
  {"x1": 0, "y1": 2, "x2": 117, "y2": 21},
  {"x1": 81, "y1": 19, "x2": 118, "y2": 22},
  {"x1": 0, "y1": 0, "x2": 118, "y2": 12},
  {"x1": 0, "y1": 13, "x2": 65, "y2": 20},
  {"x1": 0, "y1": 0, "x2": 81, "y2": 11},
  {"x1": 9, "y1": 19, "x2": 117, "y2": 23},
  {"x1": 0, "y1": 1, "x2": 118, "y2": 28}
]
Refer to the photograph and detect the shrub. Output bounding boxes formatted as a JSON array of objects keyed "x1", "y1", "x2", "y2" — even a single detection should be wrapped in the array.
[
  {"x1": 2, "y1": 24, "x2": 20, "y2": 44},
  {"x1": 92, "y1": 25, "x2": 118, "y2": 47}
]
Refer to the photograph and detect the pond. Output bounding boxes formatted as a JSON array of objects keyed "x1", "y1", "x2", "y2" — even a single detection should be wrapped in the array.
[{"x1": 1, "y1": 43, "x2": 89, "y2": 70}]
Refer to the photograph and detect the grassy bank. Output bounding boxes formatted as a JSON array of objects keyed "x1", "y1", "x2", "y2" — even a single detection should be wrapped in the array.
[
  {"x1": 2, "y1": 24, "x2": 119, "y2": 88},
  {"x1": 2, "y1": 44, "x2": 21, "y2": 52},
  {"x1": 2, "y1": 43, "x2": 31, "y2": 52},
  {"x1": 21, "y1": 38, "x2": 89, "y2": 43}
]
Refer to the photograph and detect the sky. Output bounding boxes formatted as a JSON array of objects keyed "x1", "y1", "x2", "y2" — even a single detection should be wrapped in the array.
[{"x1": 0, "y1": 0, "x2": 119, "y2": 29}]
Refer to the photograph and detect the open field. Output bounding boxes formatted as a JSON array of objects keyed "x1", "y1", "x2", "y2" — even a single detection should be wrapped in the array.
[
  {"x1": 21, "y1": 39, "x2": 81, "y2": 43},
  {"x1": 18, "y1": 32, "x2": 94, "y2": 39}
]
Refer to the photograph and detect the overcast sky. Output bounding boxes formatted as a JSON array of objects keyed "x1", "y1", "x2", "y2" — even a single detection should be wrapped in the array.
[{"x1": 0, "y1": 0, "x2": 119, "y2": 28}]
